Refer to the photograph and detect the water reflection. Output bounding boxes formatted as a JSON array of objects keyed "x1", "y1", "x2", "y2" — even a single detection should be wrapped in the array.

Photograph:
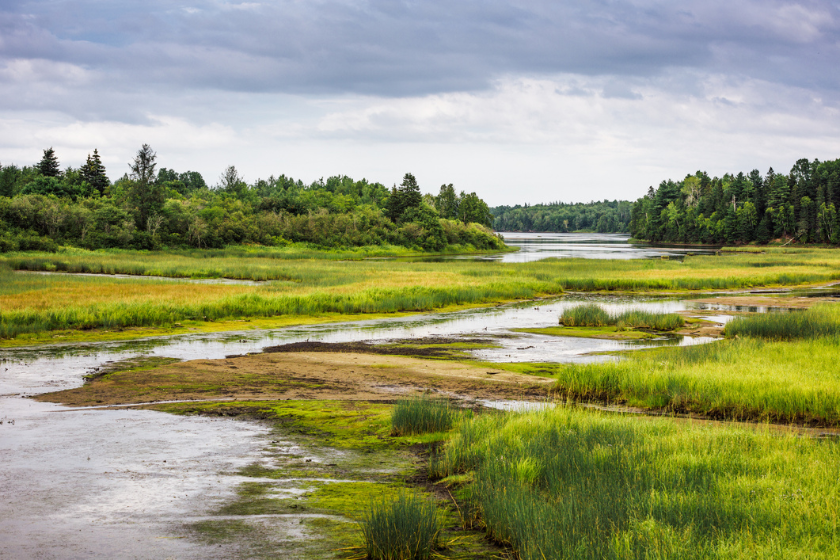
[{"x1": 412, "y1": 232, "x2": 720, "y2": 263}]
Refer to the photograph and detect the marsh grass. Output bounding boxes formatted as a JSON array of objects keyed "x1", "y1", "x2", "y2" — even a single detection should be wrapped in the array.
[
  {"x1": 547, "y1": 336, "x2": 840, "y2": 424},
  {"x1": 560, "y1": 304, "x2": 685, "y2": 330},
  {"x1": 3, "y1": 247, "x2": 840, "y2": 339},
  {"x1": 431, "y1": 407, "x2": 840, "y2": 559},
  {"x1": 725, "y1": 303, "x2": 840, "y2": 340},
  {"x1": 391, "y1": 396, "x2": 458, "y2": 436},
  {"x1": 359, "y1": 492, "x2": 442, "y2": 560}
]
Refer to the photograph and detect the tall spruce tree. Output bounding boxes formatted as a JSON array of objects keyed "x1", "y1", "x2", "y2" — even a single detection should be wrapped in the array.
[
  {"x1": 399, "y1": 173, "x2": 422, "y2": 210},
  {"x1": 81, "y1": 149, "x2": 108, "y2": 195},
  {"x1": 38, "y1": 147, "x2": 61, "y2": 177}
]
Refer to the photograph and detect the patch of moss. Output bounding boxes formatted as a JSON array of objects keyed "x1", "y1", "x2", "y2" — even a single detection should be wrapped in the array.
[
  {"x1": 473, "y1": 361, "x2": 563, "y2": 378},
  {"x1": 83, "y1": 356, "x2": 181, "y2": 382},
  {"x1": 165, "y1": 399, "x2": 504, "y2": 557},
  {"x1": 514, "y1": 326, "x2": 657, "y2": 340}
]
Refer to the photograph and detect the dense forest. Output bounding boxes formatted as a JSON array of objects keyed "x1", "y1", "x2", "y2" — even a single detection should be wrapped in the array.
[
  {"x1": 0, "y1": 145, "x2": 502, "y2": 253},
  {"x1": 630, "y1": 157, "x2": 840, "y2": 245},
  {"x1": 491, "y1": 200, "x2": 632, "y2": 233}
]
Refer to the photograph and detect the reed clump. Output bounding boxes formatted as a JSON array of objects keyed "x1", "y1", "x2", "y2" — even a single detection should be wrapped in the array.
[
  {"x1": 559, "y1": 304, "x2": 684, "y2": 330},
  {"x1": 359, "y1": 492, "x2": 442, "y2": 560},
  {"x1": 430, "y1": 407, "x2": 840, "y2": 559},
  {"x1": 391, "y1": 396, "x2": 458, "y2": 436},
  {"x1": 725, "y1": 303, "x2": 840, "y2": 340}
]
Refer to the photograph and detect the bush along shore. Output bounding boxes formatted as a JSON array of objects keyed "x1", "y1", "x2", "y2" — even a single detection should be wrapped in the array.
[{"x1": 0, "y1": 145, "x2": 502, "y2": 253}]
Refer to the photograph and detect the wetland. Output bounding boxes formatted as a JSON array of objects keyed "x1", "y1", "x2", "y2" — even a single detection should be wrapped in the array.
[{"x1": 3, "y1": 243, "x2": 840, "y2": 559}]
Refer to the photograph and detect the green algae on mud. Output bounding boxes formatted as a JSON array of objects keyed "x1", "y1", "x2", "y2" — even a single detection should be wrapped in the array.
[
  {"x1": 82, "y1": 356, "x2": 182, "y2": 383},
  {"x1": 513, "y1": 326, "x2": 658, "y2": 340},
  {"x1": 155, "y1": 400, "x2": 501, "y2": 559}
]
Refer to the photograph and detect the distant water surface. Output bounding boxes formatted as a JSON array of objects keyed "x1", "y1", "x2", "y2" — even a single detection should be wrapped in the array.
[{"x1": 424, "y1": 232, "x2": 720, "y2": 263}]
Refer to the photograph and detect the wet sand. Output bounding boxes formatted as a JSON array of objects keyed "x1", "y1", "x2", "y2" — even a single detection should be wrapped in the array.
[{"x1": 35, "y1": 351, "x2": 554, "y2": 407}]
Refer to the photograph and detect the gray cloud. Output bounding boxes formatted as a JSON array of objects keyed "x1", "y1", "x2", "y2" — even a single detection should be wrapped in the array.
[{"x1": 2, "y1": 0, "x2": 839, "y2": 103}]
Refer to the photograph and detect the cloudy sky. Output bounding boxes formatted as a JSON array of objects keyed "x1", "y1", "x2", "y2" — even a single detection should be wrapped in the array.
[{"x1": 1, "y1": 0, "x2": 839, "y2": 204}]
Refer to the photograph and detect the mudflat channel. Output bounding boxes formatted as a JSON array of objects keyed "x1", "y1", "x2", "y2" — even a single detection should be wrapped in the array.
[{"x1": 1, "y1": 292, "x2": 827, "y2": 558}]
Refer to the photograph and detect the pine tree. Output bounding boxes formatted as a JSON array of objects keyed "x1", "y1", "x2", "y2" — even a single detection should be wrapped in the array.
[
  {"x1": 38, "y1": 147, "x2": 61, "y2": 177},
  {"x1": 81, "y1": 149, "x2": 109, "y2": 195},
  {"x1": 399, "y1": 173, "x2": 422, "y2": 210}
]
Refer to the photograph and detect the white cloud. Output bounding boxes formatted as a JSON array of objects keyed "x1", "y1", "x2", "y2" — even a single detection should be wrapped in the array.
[{"x1": 3, "y1": 70, "x2": 837, "y2": 204}]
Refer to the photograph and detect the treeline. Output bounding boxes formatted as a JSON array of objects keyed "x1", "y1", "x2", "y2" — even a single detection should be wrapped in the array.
[
  {"x1": 0, "y1": 145, "x2": 502, "y2": 253},
  {"x1": 630, "y1": 157, "x2": 840, "y2": 245},
  {"x1": 491, "y1": 200, "x2": 632, "y2": 233}
]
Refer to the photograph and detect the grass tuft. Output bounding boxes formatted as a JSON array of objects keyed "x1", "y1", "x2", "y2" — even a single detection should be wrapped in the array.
[
  {"x1": 391, "y1": 396, "x2": 458, "y2": 436},
  {"x1": 725, "y1": 303, "x2": 840, "y2": 340},
  {"x1": 560, "y1": 304, "x2": 684, "y2": 330},
  {"x1": 359, "y1": 492, "x2": 442, "y2": 560}
]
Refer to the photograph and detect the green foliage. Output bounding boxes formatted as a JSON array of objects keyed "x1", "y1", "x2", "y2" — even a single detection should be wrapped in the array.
[
  {"x1": 80, "y1": 149, "x2": 109, "y2": 196},
  {"x1": 386, "y1": 172, "x2": 423, "y2": 223},
  {"x1": 457, "y1": 191, "x2": 493, "y2": 228},
  {"x1": 725, "y1": 304, "x2": 840, "y2": 340},
  {"x1": 431, "y1": 407, "x2": 840, "y2": 559},
  {"x1": 631, "y1": 157, "x2": 840, "y2": 245},
  {"x1": 37, "y1": 147, "x2": 61, "y2": 178},
  {"x1": 359, "y1": 492, "x2": 441, "y2": 560},
  {"x1": 493, "y1": 200, "x2": 631, "y2": 233},
  {"x1": 0, "y1": 148, "x2": 498, "y2": 252},
  {"x1": 391, "y1": 396, "x2": 458, "y2": 436}
]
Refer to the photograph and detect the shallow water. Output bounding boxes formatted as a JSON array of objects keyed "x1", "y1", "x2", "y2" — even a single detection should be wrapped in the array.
[
  {"x1": 0, "y1": 398, "x2": 275, "y2": 559},
  {"x1": 415, "y1": 232, "x2": 720, "y2": 263},
  {"x1": 0, "y1": 294, "x2": 727, "y2": 557}
]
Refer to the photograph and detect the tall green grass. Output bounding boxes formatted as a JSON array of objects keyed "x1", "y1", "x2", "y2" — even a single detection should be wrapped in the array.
[
  {"x1": 4, "y1": 246, "x2": 840, "y2": 287},
  {"x1": 431, "y1": 407, "x2": 840, "y2": 559},
  {"x1": 0, "y1": 279, "x2": 546, "y2": 339},
  {"x1": 725, "y1": 303, "x2": 840, "y2": 340},
  {"x1": 560, "y1": 304, "x2": 685, "y2": 330},
  {"x1": 359, "y1": 492, "x2": 441, "y2": 560},
  {"x1": 391, "y1": 396, "x2": 458, "y2": 436},
  {"x1": 4, "y1": 247, "x2": 840, "y2": 339},
  {"x1": 548, "y1": 337, "x2": 840, "y2": 424}
]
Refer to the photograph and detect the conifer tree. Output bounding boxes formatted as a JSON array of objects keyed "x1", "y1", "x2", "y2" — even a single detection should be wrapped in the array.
[
  {"x1": 81, "y1": 149, "x2": 109, "y2": 195},
  {"x1": 38, "y1": 147, "x2": 61, "y2": 177}
]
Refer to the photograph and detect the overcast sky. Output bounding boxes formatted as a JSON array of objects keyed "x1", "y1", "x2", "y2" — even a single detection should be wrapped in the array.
[{"x1": 2, "y1": 0, "x2": 839, "y2": 204}]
